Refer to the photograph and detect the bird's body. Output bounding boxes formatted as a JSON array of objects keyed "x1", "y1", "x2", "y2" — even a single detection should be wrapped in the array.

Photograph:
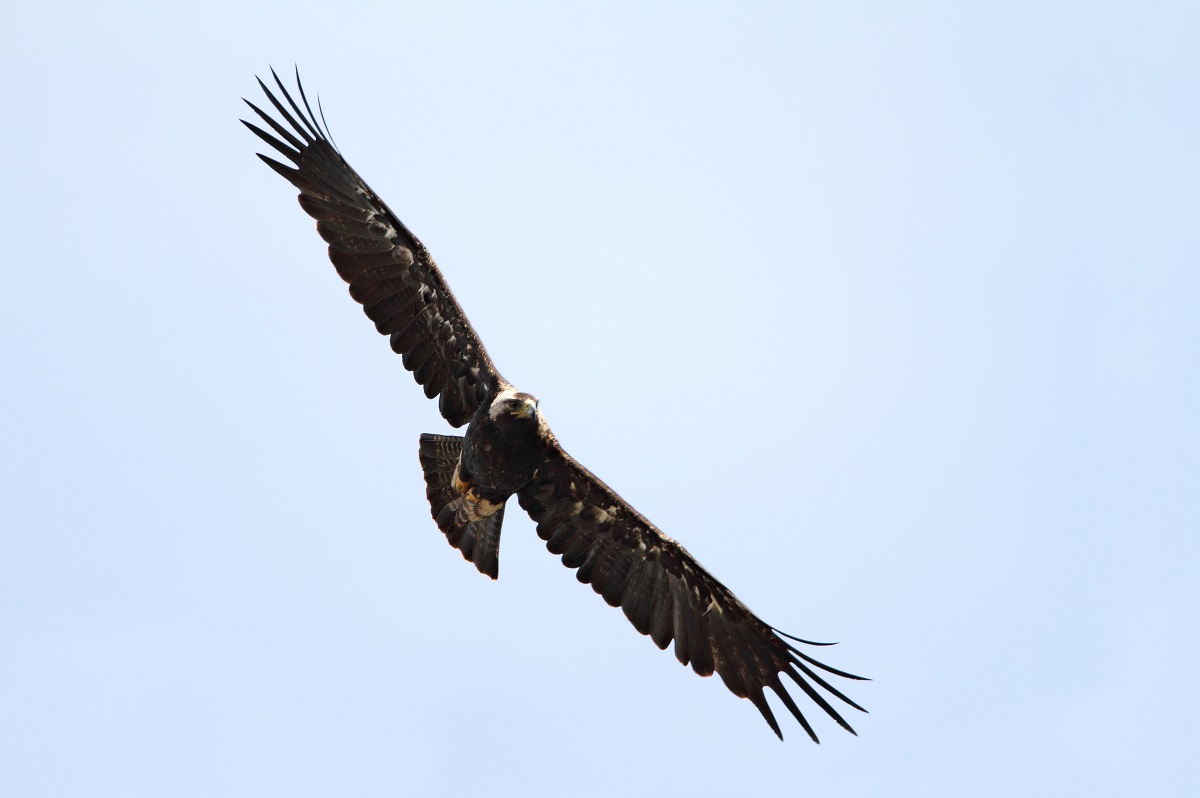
[
  {"x1": 243, "y1": 69, "x2": 868, "y2": 741},
  {"x1": 461, "y1": 387, "x2": 546, "y2": 509}
]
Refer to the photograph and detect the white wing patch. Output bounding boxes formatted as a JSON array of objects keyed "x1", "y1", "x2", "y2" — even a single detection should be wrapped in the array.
[{"x1": 588, "y1": 504, "x2": 620, "y2": 525}]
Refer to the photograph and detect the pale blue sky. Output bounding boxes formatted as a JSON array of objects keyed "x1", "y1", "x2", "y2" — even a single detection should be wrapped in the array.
[{"x1": 2, "y1": 2, "x2": 1198, "y2": 796}]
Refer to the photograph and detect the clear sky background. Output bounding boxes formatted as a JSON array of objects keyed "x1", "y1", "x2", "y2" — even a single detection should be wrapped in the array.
[{"x1": 2, "y1": 2, "x2": 1198, "y2": 796}]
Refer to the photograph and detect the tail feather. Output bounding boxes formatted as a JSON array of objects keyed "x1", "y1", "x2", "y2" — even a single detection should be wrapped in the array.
[{"x1": 418, "y1": 433, "x2": 505, "y2": 579}]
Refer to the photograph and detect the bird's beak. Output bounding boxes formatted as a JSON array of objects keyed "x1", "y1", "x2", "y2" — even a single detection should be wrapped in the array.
[{"x1": 513, "y1": 398, "x2": 538, "y2": 419}]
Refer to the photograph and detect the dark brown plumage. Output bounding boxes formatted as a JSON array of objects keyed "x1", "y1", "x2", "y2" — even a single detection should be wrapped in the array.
[{"x1": 244, "y1": 68, "x2": 868, "y2": 741}]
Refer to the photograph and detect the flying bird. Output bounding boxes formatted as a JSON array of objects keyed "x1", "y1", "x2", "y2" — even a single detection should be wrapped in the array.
[{"x1": 242, "y1": 69, "x2": 867, "y2": 742}]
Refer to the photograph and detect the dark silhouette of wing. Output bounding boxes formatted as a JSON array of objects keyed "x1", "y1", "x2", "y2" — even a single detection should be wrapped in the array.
[
  {"x1": 242, "y1": 69, "x2": 501, "y2": 427},
  {"x1": 518, "y1": 444, "x2": 869, "y2": 741}
]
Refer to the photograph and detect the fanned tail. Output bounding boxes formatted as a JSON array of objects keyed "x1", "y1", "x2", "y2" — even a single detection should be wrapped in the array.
[{"x1": 418, "y1": 433, "x2": 505, "y2": 579}]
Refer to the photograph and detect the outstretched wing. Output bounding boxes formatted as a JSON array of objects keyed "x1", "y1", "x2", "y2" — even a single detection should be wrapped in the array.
[
  {"x1": 517, "y1": 445, "x2": 868, "y2": 742},
  {"x1": 242, "y1": 69, "x2": 501, "y2": 427}
]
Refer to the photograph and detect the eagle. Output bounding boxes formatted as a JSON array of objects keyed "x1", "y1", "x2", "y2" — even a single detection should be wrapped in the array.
[{"x1": 242, "y1": 69, "x2": 867, "y2": 742}]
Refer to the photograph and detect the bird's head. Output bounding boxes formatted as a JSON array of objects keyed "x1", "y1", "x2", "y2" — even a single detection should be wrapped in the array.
[{"x1": 488, "y1": 387, "x2": 540, "y2": 423}]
